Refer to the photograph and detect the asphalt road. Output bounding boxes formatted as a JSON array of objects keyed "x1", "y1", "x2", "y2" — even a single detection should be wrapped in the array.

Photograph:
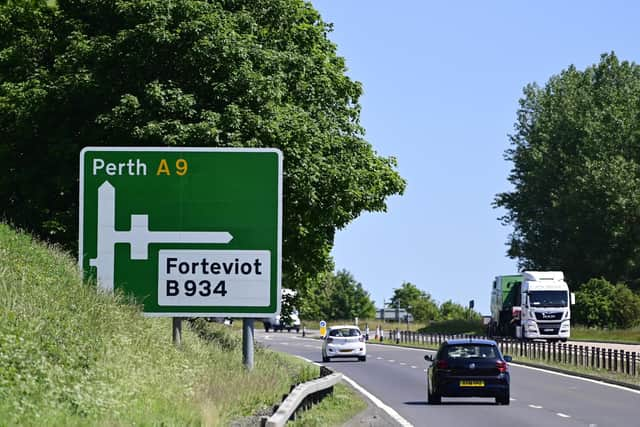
[{"x1": 256, "y1": 330, "x2": 640, "y2": 427}]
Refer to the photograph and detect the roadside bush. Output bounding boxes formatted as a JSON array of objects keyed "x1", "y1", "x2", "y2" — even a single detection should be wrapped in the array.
[
  {"x1": 418, "y1": 319, "x2": 485, "y2": 335},
  {"x1": 613, "y1": 284, "x2": 640, "y2": 328},
  {"x1": 574, "y1": 278, "x2": 640, "y2": 328}
]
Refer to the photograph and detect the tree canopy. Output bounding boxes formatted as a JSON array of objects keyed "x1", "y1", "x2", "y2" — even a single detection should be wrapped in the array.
[
  {"x1": 301, "y1": 269, "x2": 376, "y2": 320},
  {"x1": 495, "y1": 53, "x2": 640, "y2": 289},
  {"x1": 0, "y1": 0, "x2": 405, "y2": 289},
  {"x1": 574, "y1": 278, "x2": 640, "y2": 328},
  {"x1": 389, "y1": 282, "x2": 440, "y2": 322}
]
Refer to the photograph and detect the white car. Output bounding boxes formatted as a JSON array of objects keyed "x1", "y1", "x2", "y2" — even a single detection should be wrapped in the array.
[{"x1": 322, "y1": 325, "x2": 367, "y2": 362}]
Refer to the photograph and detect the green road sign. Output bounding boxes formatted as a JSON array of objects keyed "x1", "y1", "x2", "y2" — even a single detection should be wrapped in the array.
[{"x1": 79, "y1": 147, "x2": 282, "y2": 317}]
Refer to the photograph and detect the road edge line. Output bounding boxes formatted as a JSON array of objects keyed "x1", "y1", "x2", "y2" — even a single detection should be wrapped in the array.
[
  {"x1": 295, "y1": 356, "x2": 413, "y2": 427},
  {"x1": 509, "y1": 361, "x2": 640, "y2": 394}
]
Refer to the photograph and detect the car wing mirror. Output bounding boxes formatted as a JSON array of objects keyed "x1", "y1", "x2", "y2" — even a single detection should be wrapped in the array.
[
  {"x1": 504, "y1": 355, "x2": 512, "y2": 362},
  {"x1": 424, "y1": 354, "x2": 433, "y2": 362}
]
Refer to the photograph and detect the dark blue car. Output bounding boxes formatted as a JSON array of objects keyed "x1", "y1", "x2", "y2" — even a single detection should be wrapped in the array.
[{"x1": 425, "y1": 338, "x2": 511, "y2": 405}]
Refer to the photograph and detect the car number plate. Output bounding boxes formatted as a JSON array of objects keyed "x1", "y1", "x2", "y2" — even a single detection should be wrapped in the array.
[
  {"x1": 459, "y1": 380, "x2": 484, "y2": 387},
  {"x1": 339, "y1": 349, "x2": 352, "y2": 353}
]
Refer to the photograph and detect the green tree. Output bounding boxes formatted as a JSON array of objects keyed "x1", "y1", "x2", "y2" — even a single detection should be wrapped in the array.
[
  {"x1": 0, "y1": 0, "x2": 405, "y2": 290},
  {"x1": 411, "y1": 298, "x2": 440, "y2": 322},
  {"x1": 573, "y1": 278, "x2": 616, "y2": 328},
  {"x1": 438, "y1": 300, "x2": 479, "y2": 321},
  {"x1": 301, "y1": 269, "x2": 375, "y2": 320},
  {"x1": 613, "y1": 284, "x2": 640, "y2": 328},
  {"x1": 389, "y1": 282, "x2": 425, "y2": 308},
  {"x1": 494, "y1": 53, "x2": 640, "y2": 290},
  {"x1": 389, "y1": 282, "x2": 439, "y2": 322}
]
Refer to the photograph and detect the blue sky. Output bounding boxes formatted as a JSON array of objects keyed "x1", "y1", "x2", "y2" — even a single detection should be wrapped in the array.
[{"x1": 311, "y1": 1, "x2": 640, "y2": 313}]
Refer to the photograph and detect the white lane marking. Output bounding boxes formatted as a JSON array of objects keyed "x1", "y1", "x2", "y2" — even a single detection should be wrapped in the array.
[
  {"x1": 400, "y1": 362, "x2": 407, "y2": 366},
  {"x1": 366, "y1": 343, "x2": 436, "y2": 353},
  {"x1": 376, "y1": 357, "x2": 383, "y2": 360},
  {"x1": 388, "y1": 360, "x2": 395, "y2": 363},
  {"x1": 510, "y1": 398, "x2": 516, "y2": 401},
  {"x1": 411, "y1": 366, "x2": 417, "y2": 369},
  {"x1": 529, "y1": 404, "x2": 543, "y2": 409},
  {"x1": 296, "y1": 356, "x2": 413, "y2": 427},
  {"x1": 511, "y1": 362, "x2": 640, "y2": 395},
  {"x1": 342, "y1": 375, "x2": 413, "y2": 427},
  {"x1": 557, "y1": 413, "x2": 571, "y2": 418}
]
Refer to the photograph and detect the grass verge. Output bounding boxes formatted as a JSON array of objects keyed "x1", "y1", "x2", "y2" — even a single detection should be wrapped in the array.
[
  {"x1": 287, "y1": 382, "x2": 367, "y2": 427},
  {"x1": 571, "y1": 325, "x2": 640, "y2": 344},
  {"x1": 0, "y1": 224, "x2": 364, "y2": 425}
]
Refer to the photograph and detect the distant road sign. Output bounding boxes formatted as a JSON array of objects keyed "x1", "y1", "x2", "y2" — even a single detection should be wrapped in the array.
[
  {"x1": 319, "y1": 320, "x2": 327, "y2": 337},
  {"x1": 79, "y1": 147, "x2": 282, "y2": 317}
]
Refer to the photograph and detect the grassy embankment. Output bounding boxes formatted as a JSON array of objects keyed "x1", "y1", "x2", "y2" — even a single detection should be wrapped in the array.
[{"x1": 0, "y1": 224, "x2": 364, "y2": 426}]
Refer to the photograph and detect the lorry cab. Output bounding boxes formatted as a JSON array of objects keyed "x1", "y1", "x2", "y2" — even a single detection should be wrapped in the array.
[
  {"x1": 518, "y1": 271, "x2": 574, "y2": 341},
  {"x1": 490, "y1": 271, "x2": 575, "y2": 342}
]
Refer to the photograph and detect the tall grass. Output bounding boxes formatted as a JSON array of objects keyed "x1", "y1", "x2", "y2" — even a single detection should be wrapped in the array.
[{"x1": 0, "y1": 224, "x2": 316, "y2": 425}]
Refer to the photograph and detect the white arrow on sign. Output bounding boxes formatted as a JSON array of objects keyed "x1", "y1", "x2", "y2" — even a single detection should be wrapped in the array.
[{"x1": 89, "y1": 181, "x2": 233, "y2": 292}]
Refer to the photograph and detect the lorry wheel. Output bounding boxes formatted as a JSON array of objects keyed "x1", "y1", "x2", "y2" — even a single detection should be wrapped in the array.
[{"x1": 264, "y1": 324, "x2": 270, "y2": 332}]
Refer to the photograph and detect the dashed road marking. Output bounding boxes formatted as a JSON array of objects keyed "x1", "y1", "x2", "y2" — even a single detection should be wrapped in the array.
[
  {"x1": 529, "y1": 404, "x2": 543, "y2": 409},
  {"x1": 400, "y1": 362, "x2": 406, "y2": 366},
  {"x1": 557, "y1": 413, "x2": 571, "y2": 418},
  {"x1": 388, "y1": 360, "x2": 395, "y2": 363},
  {"x1": 411, "y1": 366, "x2": 417, "y2": 369}
]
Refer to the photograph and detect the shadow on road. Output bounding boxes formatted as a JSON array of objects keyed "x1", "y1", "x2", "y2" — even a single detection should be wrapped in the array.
[{"x1": 423, "y1": 401, "x2": 499, "y2": 406}]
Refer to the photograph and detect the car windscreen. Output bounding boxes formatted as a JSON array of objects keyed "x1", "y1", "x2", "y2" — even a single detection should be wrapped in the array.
[
  {"x1": 528, "y1": 290, "x2": 567, "y2": 307},
  {"x1": 445, "y1": 344, "x2": 498, "y2": 359},
  {"x1": 329, "y1": 328, "x2": 361, "y2": 337}
]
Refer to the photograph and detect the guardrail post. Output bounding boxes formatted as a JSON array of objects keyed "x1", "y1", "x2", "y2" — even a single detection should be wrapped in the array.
[
  {"x1": 632, "y1": 352, "x2": 637, "y2": 376},
  {"x1": 614, "y1": 350, "x2": 618, "y2": 372},
  {"x1": 625, "y1": 351, "x2": 630, "y2": 375},
  {"x1": 607, "y1": 349, "x2": 612, "y2": 371}
]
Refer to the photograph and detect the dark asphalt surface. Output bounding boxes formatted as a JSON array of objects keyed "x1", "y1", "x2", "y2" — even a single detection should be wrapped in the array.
[{"x1": 256, "y1": 330, "x2": 640, "y2": 427}]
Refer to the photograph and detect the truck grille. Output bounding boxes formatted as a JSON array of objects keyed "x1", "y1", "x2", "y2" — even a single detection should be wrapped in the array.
[
  {"x1": 538, "y1": 322, "x2": 562, "y2": 335},
  {"x1": 535, "y1": 312, "x2": 563, "y2": 321}
]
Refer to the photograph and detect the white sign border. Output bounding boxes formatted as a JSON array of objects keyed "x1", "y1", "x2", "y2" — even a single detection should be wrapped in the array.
[{"x1": 79, "y1": 146, "x2": 282, "y2": 318}]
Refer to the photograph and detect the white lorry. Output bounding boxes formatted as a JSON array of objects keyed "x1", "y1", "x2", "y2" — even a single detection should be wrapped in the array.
[
  {"x1": 261, "y1": 288, "x2": 301, "y2": 333},
  {"x1": 490, "y1": 271, "x2": 575, "y2": 341}
]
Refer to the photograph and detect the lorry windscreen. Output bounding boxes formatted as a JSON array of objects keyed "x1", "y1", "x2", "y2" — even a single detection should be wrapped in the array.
[{"x1": 528, "y1": 291, "x2": 567, "y2": 307}]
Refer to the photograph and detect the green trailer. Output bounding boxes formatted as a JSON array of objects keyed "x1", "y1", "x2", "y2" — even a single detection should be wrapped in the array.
[{"x1": 489, "y1": 274, "x2": 523, "y2": 337}]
